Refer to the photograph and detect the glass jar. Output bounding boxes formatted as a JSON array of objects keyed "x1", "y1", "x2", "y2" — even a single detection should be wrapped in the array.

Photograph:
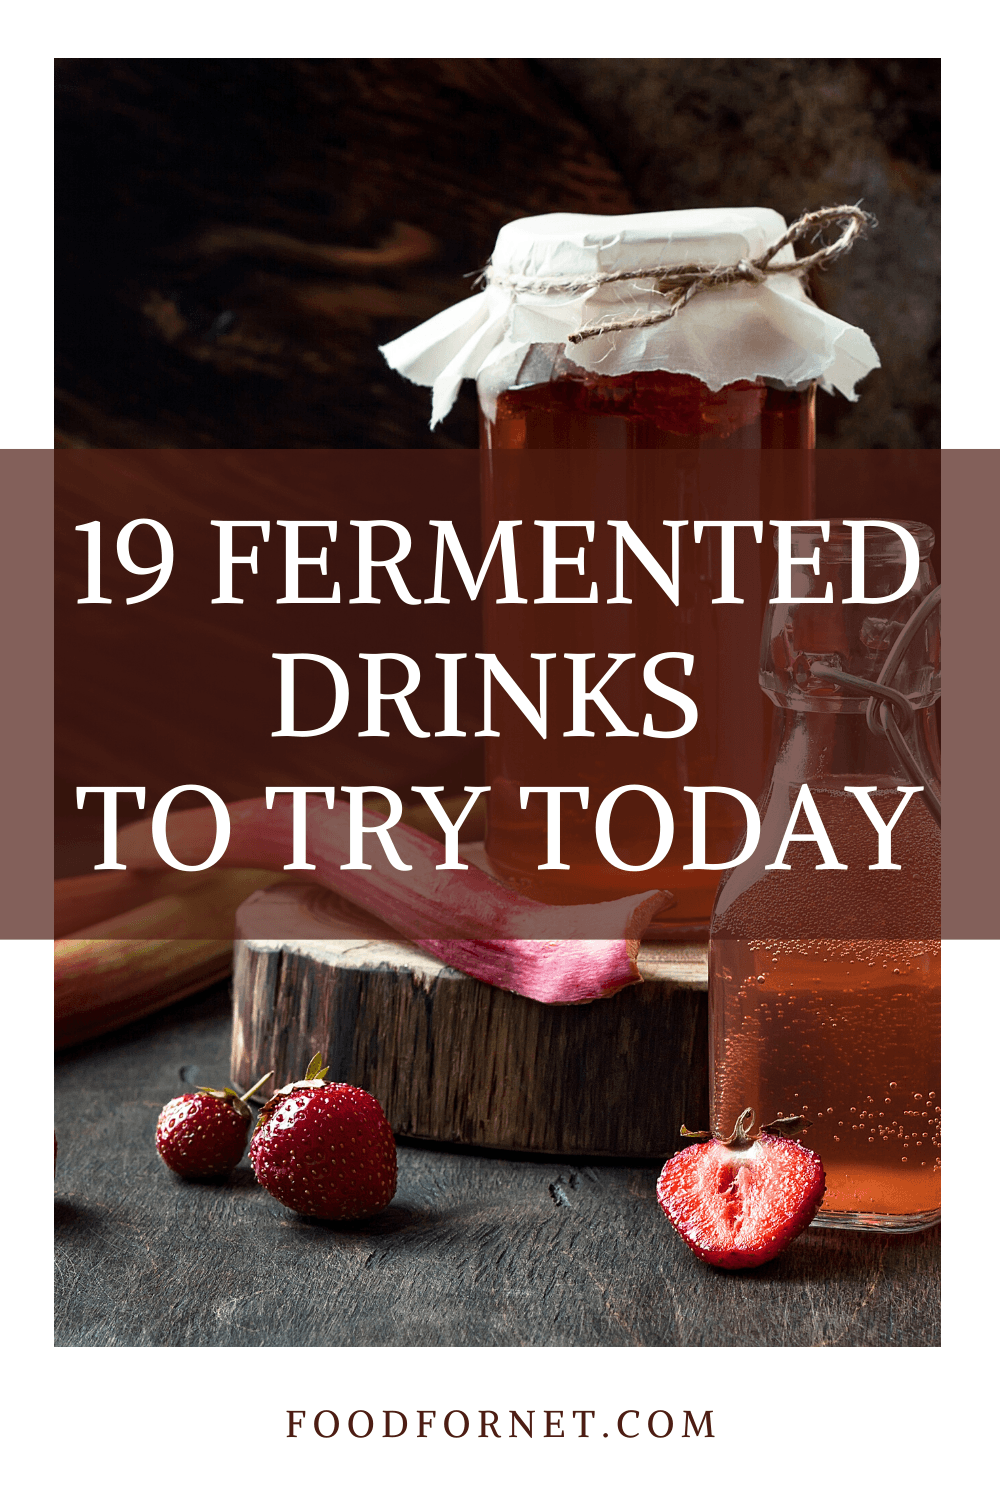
[
  {"x1": 709, "y1": 521, "x2": 941, "y2": 1231},
  {"x1": 479, "y1": 357, "x2": 816, "y2": 934},
  {"x1": 381, "y1": 207, "x2": 880, "y2": 935}
]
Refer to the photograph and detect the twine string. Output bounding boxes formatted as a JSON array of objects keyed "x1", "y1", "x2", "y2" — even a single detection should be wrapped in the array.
[{"x1": 483, "y1": 205, "x2": 874, "y2": 345}]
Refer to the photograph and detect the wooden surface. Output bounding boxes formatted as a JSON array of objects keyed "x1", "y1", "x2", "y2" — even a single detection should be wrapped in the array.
[
  {"x1": 55, "y1": 979, "x2": 940, "y2": 1347},
  {"x1": 232, "y1": 883, "x2": 709, "y2": 1157}
]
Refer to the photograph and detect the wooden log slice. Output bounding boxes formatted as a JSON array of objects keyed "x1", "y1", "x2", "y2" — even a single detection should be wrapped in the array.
[{"x1": 232, "y1": 883, "x2": 709, "y2": 1159}]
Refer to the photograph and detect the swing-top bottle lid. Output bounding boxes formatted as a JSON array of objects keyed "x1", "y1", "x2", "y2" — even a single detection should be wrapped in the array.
[{"x1": 760, "y1": 520, "x2": 939, "y2": 713}]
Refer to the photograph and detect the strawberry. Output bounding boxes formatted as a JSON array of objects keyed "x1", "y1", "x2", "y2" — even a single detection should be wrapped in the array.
[
  {"x1": 248, "y1": 1053, "x2": 397, "y2": 1220},
  {"x1": 656, "y1": 1108, "x2": 825, "y2": 1270},
  {"x1": 155, "y1": 1072, "x2": 272, "y2": 1178}
]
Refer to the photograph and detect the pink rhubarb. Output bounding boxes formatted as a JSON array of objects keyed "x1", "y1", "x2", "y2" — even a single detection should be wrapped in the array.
[{"x1": 116, "y1": 797, "x2": 670, "y2": 1005}]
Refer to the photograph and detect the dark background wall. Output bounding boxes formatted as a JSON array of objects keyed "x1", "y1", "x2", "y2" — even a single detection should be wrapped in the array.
[{"x1": 55, "y1": 59, "x2": 939, "y2": 451}]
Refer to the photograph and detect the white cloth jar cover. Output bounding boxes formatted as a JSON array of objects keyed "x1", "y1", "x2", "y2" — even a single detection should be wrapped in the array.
[{"x1": 380, "y1": 207, "x2": 880, "y2": 427}]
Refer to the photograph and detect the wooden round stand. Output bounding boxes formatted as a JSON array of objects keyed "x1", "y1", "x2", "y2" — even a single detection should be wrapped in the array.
[{"x1": 231, "y1": 883, "x2": 708, "y2": 1159}]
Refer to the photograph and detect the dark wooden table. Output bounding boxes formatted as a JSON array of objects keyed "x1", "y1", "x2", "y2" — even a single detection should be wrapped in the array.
[{"x1": 55, "y1": 980, "x2": 940, "y2": 1348}]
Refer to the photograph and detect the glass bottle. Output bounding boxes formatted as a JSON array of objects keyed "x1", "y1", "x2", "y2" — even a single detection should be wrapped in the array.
[
  {"x1": 480, "y1": 356, "x2": 816, "y2": 936},
  {"x1": 709, "y1": 521, "x2": 941, "y2": 1230}
]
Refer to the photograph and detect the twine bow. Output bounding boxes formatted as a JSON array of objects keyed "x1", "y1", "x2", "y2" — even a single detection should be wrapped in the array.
[{"x1": 484, "y1": 205, "x2": 874, "y2": 345}]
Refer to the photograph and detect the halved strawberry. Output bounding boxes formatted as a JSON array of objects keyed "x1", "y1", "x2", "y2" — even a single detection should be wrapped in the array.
[{"x1": 656, "y1": 1108, "x2": 825, "y2": 1270}]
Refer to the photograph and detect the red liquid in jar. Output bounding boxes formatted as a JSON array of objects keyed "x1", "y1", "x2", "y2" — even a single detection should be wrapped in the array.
[
  {"x1": 480, "y1": 369, "x2": 815, "y2": 935},
  {"x1": 482, "y1": 369, "x2": 815, "y2": 452}
]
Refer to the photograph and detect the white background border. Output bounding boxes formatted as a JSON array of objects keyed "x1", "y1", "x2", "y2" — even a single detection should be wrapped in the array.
[{"x1": 7, "y1": 10, "x2": 994, "y2": 1494}]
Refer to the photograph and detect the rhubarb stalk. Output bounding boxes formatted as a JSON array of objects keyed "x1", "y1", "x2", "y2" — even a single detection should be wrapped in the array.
[
  {"x1": 54, "y1": 869, "x2": 294, "y2": 1047},
  {"x1": 117, "y1": 798, "x2": 671, "y2": 1005},
  {"x1": 55, "y1": 939, "x2": 233, "y2": 1049}
]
